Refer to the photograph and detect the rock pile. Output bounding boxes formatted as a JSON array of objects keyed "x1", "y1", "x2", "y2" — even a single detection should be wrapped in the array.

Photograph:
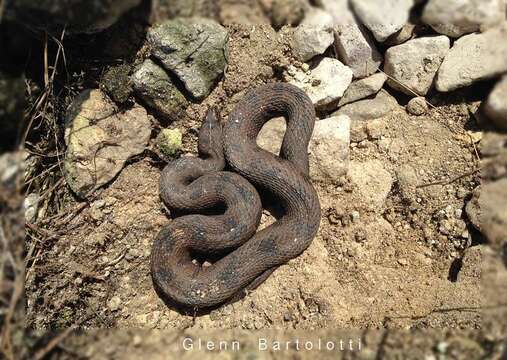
[{"x1": 286, "y1": 0, "x2": 506, "y2": 249}]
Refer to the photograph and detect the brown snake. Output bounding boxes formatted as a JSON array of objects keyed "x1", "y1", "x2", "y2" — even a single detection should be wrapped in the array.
[{"x1": 151, "y1": 83, "x2": 321, "y2": 310}]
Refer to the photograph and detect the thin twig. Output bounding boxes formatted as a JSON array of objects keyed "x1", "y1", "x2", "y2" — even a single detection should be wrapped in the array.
[
  {"x1": 416, "y1": 168, "x2": 480, "y2": 188},
  {"x1": 377, "y1": 68, "x2": 437, "y2": 110}
]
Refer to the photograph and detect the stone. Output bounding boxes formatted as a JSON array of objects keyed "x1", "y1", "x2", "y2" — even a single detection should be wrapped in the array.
[
  {"x1": 350, "y1": 0, "x2": 415, "y2": 42},
  {"x1": 474, "y1": 178, "x2": 507, "y2": 250},
  {"x1": 271, "y1": 0, "x2": 306, "y2": 29},
  {"x1": 5, "y1": 0, "x2": 141, "y2": 34},
  {"x1": 148, "y1": 18, "x2": 228, "y2": 100},
  {"x1": 319, "y1": 0, "x2": 349, "y2": 25},
  {"x1": 291, "y1": 25, "x2": 334, "y2": 62},
  {"x1": 101, "y1": 64, "x2": 132, "y2": 104},
  {"x1": 320, "y1": 0, "x2": 383, "y2": 79},
  {"x1": 333, "y1": 19, "x2": 383, "y2": 79},
  {"x1": 338, "y1": 73, "x2": 387, "y2": 107},
  {"x1": 132, "y1": 59, "x2": 188, "y2": 121},
  {"x1": 0, "y1": 152, "x2": 22, "y2": 186},
  {"x1": 287, "y1": 58, "x2": 353, "y2": 111},
  {"x1": 257, "y1": 115, "x2": 351, "y2": 182},
  {"x1": 396, "y1": 164, "x2": 419, "y2": 202},
  {"x1": 348, "y1": 160, "x2": 394, "y2": 210},
  {"x1": 460, "y1": 245, "x2": 483, "y2": 279},
  {"x1": 436, "y1": 24, "x2": 507, "y2": 92},
  {"x1": 64, "y1": 90, "x2": 151, "y2": 198},
  {"x1": 334, "y1": 90, "x2": 399, "y2": 142},
  {"x1": 301, "y1": 6, "x2": 334, "y2": 28},
  {"x1": 24, "y1": 193, "x2": 40, "y2": 223},
  {"x1": 407, "y1": 97, "x2": 429, "y2": 115},
  {"x1": 309, "y1": 115, "x2": 351, "y2": 182},
  {"x1": 107, "y1": 296, "x2": 121, "y2": 311},
  {"x1": 156, "y1": 128, "x2": 183, "y2": 157},
  {"x1": 385, "y1": 36, "x2": 450, "y2": 96},
  {"x1": 467, "y1": 179, "x2": 507, "y2": 251},
  {"x1": 257, "y1": 117, "x2": 286, "y2": 155},
  {"x1": 334, "y1": 90, "x2": 399, "y2": 121},
  {"x1": 385, "y1": 22, "x2": 416, "y2": 46},
  {"x1": 484, "y1": 75, "x2": 507, "y2": 130},
  {"x1": 422, "y1": 0, "x2": 506, "y2": 38}
]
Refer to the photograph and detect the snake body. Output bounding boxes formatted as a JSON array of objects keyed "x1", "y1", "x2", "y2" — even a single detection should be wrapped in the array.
[{"x1": 151, "y1": 83, "x2": 321, "y2": 310}]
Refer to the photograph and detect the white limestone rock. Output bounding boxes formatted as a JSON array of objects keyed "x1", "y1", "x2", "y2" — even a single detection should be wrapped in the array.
[
  {"x1": 385, "y1": 36, "x2": 450, "y2": 96},
  {"x1": 436, "y1": 24, "x2": 507, "y2": 92},
  {"x1": 422, "y1": 0, "x2": 506, "y2": 38}
]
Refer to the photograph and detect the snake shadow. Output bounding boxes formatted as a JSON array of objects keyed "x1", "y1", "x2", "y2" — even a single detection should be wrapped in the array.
[{"x1": 152, "y1": 189, "x2": 285, "y2": 317}]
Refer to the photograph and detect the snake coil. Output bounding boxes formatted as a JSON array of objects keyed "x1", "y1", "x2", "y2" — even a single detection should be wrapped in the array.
[{"x1": 151, "y1": 83, "x2": 321, "y2": 310}]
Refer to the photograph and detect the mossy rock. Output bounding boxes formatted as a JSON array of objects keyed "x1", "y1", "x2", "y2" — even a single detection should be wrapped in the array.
[
  {"x1": 101, "y1": 64, "x2": 133, "y2": 104},
  {"x1": 147, "y1": 17, "x2": 228, "y2": 100},
  {"x1": 132, "y1": 59, "x2": 189, "y2": 121},
  {"x1": 156, "y1": 128, "x2": 182, "y2": 157}
]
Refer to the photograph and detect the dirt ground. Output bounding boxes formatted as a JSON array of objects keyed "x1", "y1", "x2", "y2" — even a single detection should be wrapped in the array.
[{"x1": 24, "y1": 24, "x2": 487, "y2": 331}]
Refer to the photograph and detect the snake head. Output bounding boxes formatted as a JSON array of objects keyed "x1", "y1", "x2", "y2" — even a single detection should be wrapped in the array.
[
  {"x1": 198, "y1": 107, "x2": 225, "y2": 166},
  {"x1": 204, "y1": 106, "x2": 220, "y2": 126}
]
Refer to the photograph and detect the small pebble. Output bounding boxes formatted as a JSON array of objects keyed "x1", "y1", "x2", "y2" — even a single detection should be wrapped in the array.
[
  {"x1": 107, "y1": 296, "x2": 121, "y2": 312},
  {"x1": 398, "y1": 258, "x2": 408, "y2": 266},
  {"x1": 350, "y1": 211, "x2": 360, "y2": 222},
  {"x1": 407, "y1": 97, "x2": 429, "y2": 115},
  {"x1": 436, "y1": 341, "x2": 448, "y2": 354},
  {"x1": 132, "y1": 335, "x2": 143, "y2": 347}
]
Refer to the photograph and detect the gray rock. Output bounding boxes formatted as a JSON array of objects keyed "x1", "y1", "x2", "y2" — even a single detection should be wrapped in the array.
[
  {"x1": 350, "y1": 0, "x2": 415, "y2": 42},
  {"x1": 384, "y1": 22, "x2": 416, "y2": 46},
  {"x1": 291, "y1": 25, "x2": 334, "y2": 62},
  {"x1": 460, "y1": 245, "x2": 482, "y2": 278},
  {"x1": 24, "y1": 193, "x2": 40, "y2": 223},
  {"x1": 301, "y1": 6, "x2": 334, "y2": 28},
  {"x1": 320, "y1": 0, "x2": 383, "y2": 79},
  {"x1": 407, "y1": 97, "x2": 429, "y2": 115},
  {"x1": 64, "y1": 90, "x2": 151, "y2": 198},
  {"x1": 5, "y1": 0, "x2": 141, "y2": 34},
  {"x1": 334, "y1": 90, "x2": 399, "y2": 142},
  {"x1": 338, "y1": 73, "x2": 387, "y2": 107},
  {"x1": 271, "y1": 0, "x2": 307, "y2": 29},
  {"x1": 257, "y1": 117, "x2": 286, "y2": 155},
  {"x1": 396, "y1": 164, "x2": 419, "y2": 202},
  {"x1": 422, "y1": 0, "x2": 506, "y2": 38},
  {"x1": 101, "y1": 64, "x2": 132, "y2": 104},
  {"x1": 148, "y1": 18, "x2": 228, "y2": 100},
  {"x1": 319, "y1": 0, "x2": 350, "y2": 25},
  {"x1": 257, "y1": 115, "x2": 351, "y2": 182},
  {"x1": 0, "y1": 152, "x2": 22, "y2": 186},
  {"x1": 467, "y1": 179, "x2": 507, "y2": 250},
  {"x1": 334, "y1": 90, "x2": 399, "y2": 121},
  {"x1": 436, "y1": 24, "x2": 507, "y2": 92},
  {"x1": 287, "y1": 58, "x2": 353, "y2": 110},
  {"x1": 484, "y1": 75, "x2": 507, "y2": 130},
  {"x1": 348, "y1": 160, "x2": 394, "y2": 210},
  {"x1": 132, "y1": 59, "x2": 188, "y2": 121},
  {"x1": 333, "y1": 18, "x2": 383, "y2": 79},
  {"x1": 385, "y1": 36, "x2": 450, "y2": 96},
  {"x1": 309, "y1": 115, "x2": 351, "y2": 181}
]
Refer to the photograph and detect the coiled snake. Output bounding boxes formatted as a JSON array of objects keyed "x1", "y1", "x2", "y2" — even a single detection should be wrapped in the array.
[{"x1": 151, "y1": 83, "x2": 321, "y2": 310}]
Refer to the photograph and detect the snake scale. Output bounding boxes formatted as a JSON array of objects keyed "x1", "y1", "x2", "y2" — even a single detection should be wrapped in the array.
[{"x1": 151, "y1": 83, "x2": 321, "y2": 310}]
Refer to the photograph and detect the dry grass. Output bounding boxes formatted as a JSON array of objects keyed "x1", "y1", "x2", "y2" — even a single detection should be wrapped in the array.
[{"x1": 0, "y1": 27, "x2": 77, "y2": 358}]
